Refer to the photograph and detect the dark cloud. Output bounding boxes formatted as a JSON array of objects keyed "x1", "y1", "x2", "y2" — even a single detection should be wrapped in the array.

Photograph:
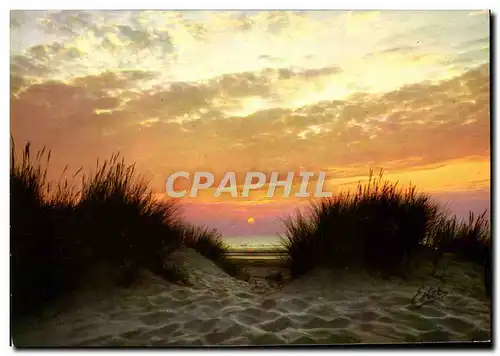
[
  {"x1": 296, "y1": 66, "x2": 343, "y2": 79},
  {"x1": 47, "y1": 10, "x2": 92, "y2": 29},
  {"x1": 12, "y1": 43, "x2": 85, "y2": 78},
  {"x1": 92, "y1": 22, "x2": 175, "y2": 54},
  {"x1": 258, "y1": 54, "x2": 281, "y2": 62},
  {"x1": 11, "y1": 54, "x2": 52, "y2": 77},
  {"x1": 209, "y1": 71, "x2": 272, "y2": 98},
  {"x1": 364, "y1": 45, "x2": 418, "y2": 59},
  {"x1": 71, "y1": 70, "x2": 157, "y2": 97},
  {"x1": 93, "y1": 65, "x2": 344, "y2": 123},
  {"x1": 117, "y1": 25, "x2": 152, "y2": 47},
  {"x1": 126, "y1": 82, "x2": 215, "y2": 119},
  {"x1": 198, "y1": 65, "x2": 344, "y2": 109}
]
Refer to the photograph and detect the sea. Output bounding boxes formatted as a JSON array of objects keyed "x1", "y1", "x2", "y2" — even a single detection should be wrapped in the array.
[{"x1": 222, "y1": 235, "x2": 282, "y2": 250}]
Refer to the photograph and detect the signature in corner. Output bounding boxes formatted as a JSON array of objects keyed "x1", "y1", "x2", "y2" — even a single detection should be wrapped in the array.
[{"x1": 411, "y1": 284, "x2": 448, "y2": 308}]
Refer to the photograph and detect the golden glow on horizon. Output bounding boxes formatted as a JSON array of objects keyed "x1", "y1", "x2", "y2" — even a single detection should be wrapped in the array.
[{"x1": 247, "y1": 217, "x2": 255, "y2": 224}]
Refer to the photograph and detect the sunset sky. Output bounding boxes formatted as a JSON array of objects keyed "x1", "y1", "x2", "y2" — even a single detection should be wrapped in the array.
[{"x1": 10, "y1": 10, "x2": 490, "y2": 237}]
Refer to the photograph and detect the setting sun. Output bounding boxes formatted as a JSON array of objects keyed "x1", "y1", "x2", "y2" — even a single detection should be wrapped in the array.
[{"x1": 247, "y1": 217, "x2": 255, "y2": 224}]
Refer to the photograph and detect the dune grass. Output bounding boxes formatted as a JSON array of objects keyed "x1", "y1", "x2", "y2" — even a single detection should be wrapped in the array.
[
  {"x1": 279, "y1": 170, "x2": 491, "y2": 284},
  {"x1": 10, "y1": 141, "x2": 238, "y2": 322},
  {"x1": 11, "y1": 142, "x2": 60, "y2": 317},
  {"x1": 72, "y1": 153, "x2": 184, "y2": 281},
  {"x1": 428, "y1": 211, "x2": 491, "y2": 263},
  {"x1": 427, "y1": 211, "x2": 491, "y2": 296},
  {"x1": 180, "y1": 225, "x2": 245, "y2": 279}
]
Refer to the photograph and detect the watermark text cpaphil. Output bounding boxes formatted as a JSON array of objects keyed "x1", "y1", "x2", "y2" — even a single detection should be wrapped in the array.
[{"x1": 165, "y1": 171, "x2": 333, "y2": 198}]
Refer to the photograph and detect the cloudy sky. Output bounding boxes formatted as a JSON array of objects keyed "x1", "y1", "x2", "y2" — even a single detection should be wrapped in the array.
[{"x1": 10, "y1": 10, "x2": 490, "y2": 237}]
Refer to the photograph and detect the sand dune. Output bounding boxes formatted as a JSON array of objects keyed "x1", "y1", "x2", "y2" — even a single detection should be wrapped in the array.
[{"x1": 14, "y1": 249, "x2": 490, "y2": 346}]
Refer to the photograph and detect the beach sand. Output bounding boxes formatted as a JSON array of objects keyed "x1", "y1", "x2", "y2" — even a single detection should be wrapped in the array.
[{"x1": 14, "y1": 249, "x2": 491, "y2": 346}]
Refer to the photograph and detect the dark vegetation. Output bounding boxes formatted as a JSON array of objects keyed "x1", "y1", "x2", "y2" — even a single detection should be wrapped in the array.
[
  {"x1": 428, "y1": 210, "x2": 491, "y2": 296},
  {"x1": 265, "y1": 271, "x2": 285, "y2": 285},
  {"x1": 10, "y1": 141, "x2": 239, "y2": 323},
  {"x1": 179, "y1": 225, "x2": 246, "y2": 279},
  {"x1": 279, "y1": 171, "x2": 491, "y2": 296}
]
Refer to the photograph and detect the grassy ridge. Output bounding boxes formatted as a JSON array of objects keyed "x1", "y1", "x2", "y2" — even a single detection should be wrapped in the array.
[
  {"x1": 428, "y1": 210, "x2": 491, "y2": 264},
  {"x1": 180, "y1": 225, "x2": 247, "y2": 279},
  {"x1": 10, "y1": 142, "x2": 238, "y2": 321},
  {"x1": 279, "y1": 170, "x2": 491, "y2": 293}
]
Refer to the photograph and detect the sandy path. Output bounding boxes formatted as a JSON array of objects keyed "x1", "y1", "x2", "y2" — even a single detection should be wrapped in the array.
[{"x1": 14, "y1": 249, "x2": 490, "y2": 346}]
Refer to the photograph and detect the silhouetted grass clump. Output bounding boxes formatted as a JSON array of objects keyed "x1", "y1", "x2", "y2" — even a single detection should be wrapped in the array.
[
  {"x1": 181, "y1": 225, "x2": 243, "y2": 278},
  {"x1": 280, "y1": 171, "x2": 442, "y2": 278},
  {"x1": 11, "y1": 142, "x2": 64, "y2": 317},
  {"x1": 429, "y1": 211, "x2": 491, "y2": 263},
  {"x1": 71, "y1": 153, "x2": 183, "y2": 283},
  {"x1": 10, "y1": 141, "x2": 227, "y2": 322},
  {"x1": 280, "y1": 170, "x2": 491, "y2": 286},
  {"x1": 428, "y1": 211, "x2": 491, "y2": 297}
]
